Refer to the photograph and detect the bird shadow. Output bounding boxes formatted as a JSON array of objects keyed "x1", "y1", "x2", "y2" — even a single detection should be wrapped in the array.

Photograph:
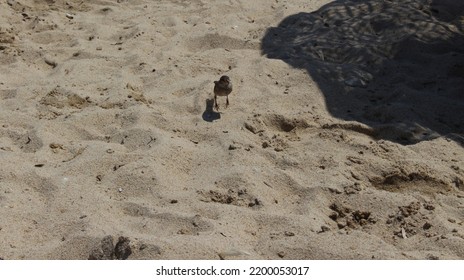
[
  {"x1": 202, "y1": 98, "x2": 221, "y2": 122},
  {"x1": 261, "y1": 0, "x2": 464, "y2": 146}
]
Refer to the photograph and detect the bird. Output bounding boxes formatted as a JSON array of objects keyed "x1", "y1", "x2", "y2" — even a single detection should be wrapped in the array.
[{"x1": 213, "y1": 75, "x2": 233, "y2": 111}]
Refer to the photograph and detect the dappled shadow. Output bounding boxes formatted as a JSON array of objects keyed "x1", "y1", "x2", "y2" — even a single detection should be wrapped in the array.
[{"x1": 262, "y1": 0, "x2": 464, "y2": 145}]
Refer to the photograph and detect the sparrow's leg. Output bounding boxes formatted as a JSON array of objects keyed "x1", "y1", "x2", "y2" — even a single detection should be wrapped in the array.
[
  {"x1": 214, "y1": 94, "x2": 219, "y2": 110},
  {"x1": 226, "y1": 96, "x2": 229, "y2": 108}
]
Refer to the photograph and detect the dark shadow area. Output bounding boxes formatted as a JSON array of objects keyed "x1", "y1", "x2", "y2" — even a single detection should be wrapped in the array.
[
  {"x1": 202, "y1": 98, "x2": 221, "y2": 122},
  {"x1": 262, "y1": 0, "x2": 464, "y2": 145}
]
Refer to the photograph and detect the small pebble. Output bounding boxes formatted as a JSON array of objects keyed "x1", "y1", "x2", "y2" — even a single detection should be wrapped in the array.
[
  {"x1": 284, "y1": 231, "x2": 295, "y2": 237},
  {"x1": 114, "y1": 236, "x2": 132, "y2": 260},
  {"x1": 423, "y1": 222, "x2": 433, "y2": 230},
  {"x1": 44, "y1": 58, "x2": 57, "y2": 68},
  {"x1": 320, "y1": 225, "x2": 330, "y2": 232}
]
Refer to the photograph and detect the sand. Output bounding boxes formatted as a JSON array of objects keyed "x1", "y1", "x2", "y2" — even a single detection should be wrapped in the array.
[{"x1": 1, "y1": 0, "x2": 463, "y2": 260}]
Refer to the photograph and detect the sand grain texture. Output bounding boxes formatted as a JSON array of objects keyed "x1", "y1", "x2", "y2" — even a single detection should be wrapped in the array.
[{"x1": 1, "y1": 0, "x2": 464, "y2": 259}]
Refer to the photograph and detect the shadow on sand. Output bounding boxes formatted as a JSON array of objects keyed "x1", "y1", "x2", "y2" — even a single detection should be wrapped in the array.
[
  {"x1": 202, "y1": 98, "x2": 221, "y2": 122},
  {"x1": 262, "y1": 0, "x2": 464, "y2": 145}
]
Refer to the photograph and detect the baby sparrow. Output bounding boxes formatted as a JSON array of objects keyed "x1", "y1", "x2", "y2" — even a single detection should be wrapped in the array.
[{"x1": 213, "y1": 75, "x2": 232, "y2": 111}]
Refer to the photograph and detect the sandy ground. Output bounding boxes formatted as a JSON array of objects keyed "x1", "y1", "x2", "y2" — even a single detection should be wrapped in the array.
[{"x1": 1, "y1": 0, "x2": 464, "y2": 259}]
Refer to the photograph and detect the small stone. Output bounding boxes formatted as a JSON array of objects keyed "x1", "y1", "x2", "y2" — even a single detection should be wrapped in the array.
[
  {"x1": 228, "y1": 144, "x2": 238, "y2": 150},
  {"x1": 423, "y1": 222, "x2": 433, "y2": 230},
  {"x1": 114, "y1": 236, "x2": 132, "y2": 260},
  {"x1": 329, "y1": 212, "x2": 339, "y2": 221},
  {"x1": 170, "y1": 199, "x2": 178, "y2": 204},
  {"x1": 337, "y1": 221, "x2": 346, "y2": 229},
  {"x1": 277, "y1": 251, "x2": 285, "y2": 258},
  {"x1": 320, "y1": 225, "x2": 330, "y2": 232},
  {"x1": 118, "y1": 188, "x2": 123, "y2": 193},
  {"x1": 284, "y1": 231, "x2": 295, "y2": 237},
  {"x1": 88, "y1": 235, "x2": 114, "y2": 260},
  {"x1": 401, "y1": 227, "x2": 408, "y2": 239},
  {"x1": 249, "y1": 198, "x2": 261, "y2": 207},
  {"x1": 49, "y1": 143, "x2": 63, "y2": 149},
  {"x1": 262, "y1": 141, "x2": 269, "y2": 148},
  {"x1": 44, "y1": 58, "x2": 57, "y2": 68}
]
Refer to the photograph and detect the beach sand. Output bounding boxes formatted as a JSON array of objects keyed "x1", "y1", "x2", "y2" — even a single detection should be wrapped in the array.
[{"x1": 1, "y1": 0, "x2": 463, "y2": 259}]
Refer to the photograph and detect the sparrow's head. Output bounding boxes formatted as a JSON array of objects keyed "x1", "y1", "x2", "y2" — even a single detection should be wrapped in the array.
[{"x1": 219, "y1": 75, "x2": 230, "y2": 84}]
